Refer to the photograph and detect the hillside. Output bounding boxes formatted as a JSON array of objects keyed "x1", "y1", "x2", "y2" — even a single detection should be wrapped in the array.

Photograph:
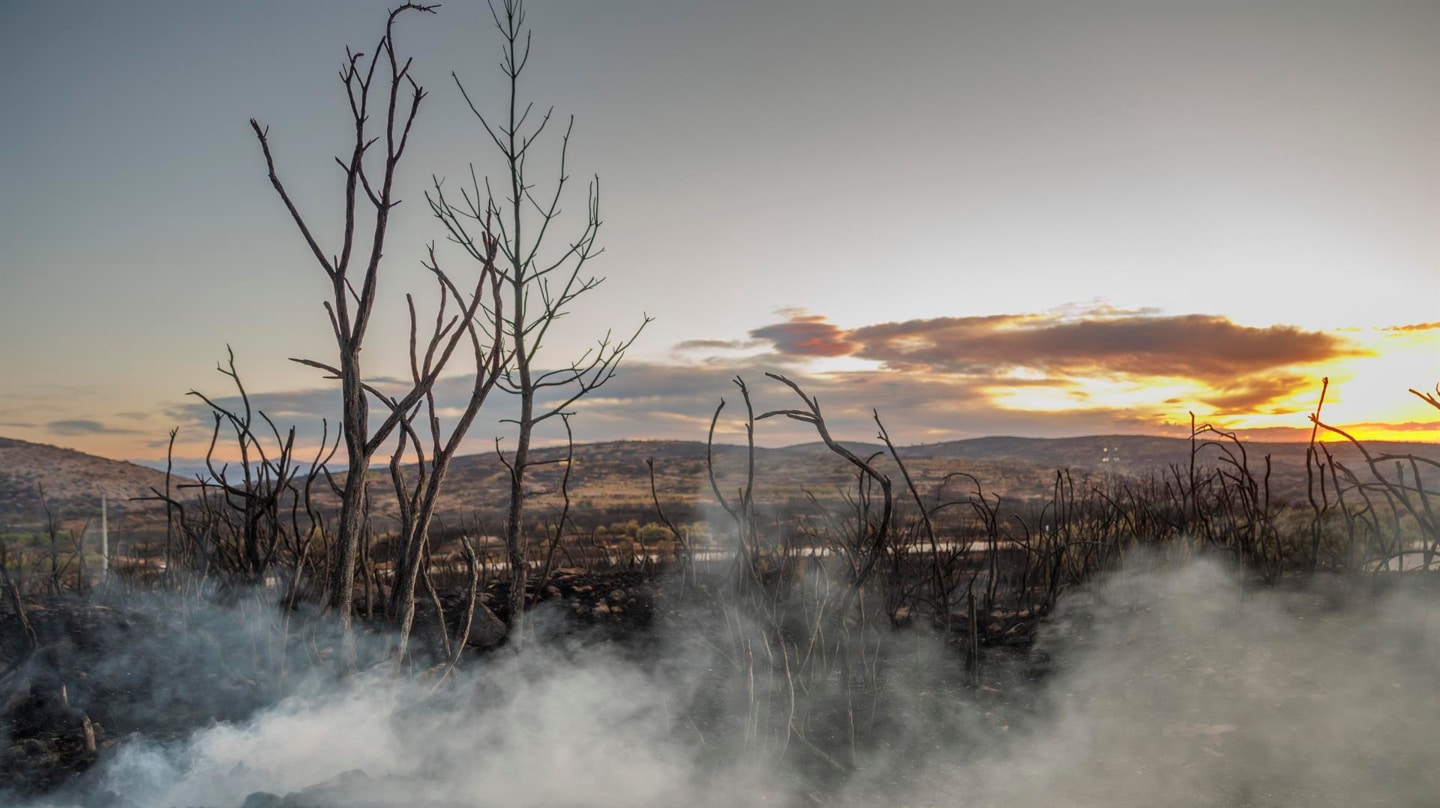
[
  {"x1": 0, "y1": 437, "x2": 174, "y2": 525},
  {"x1": 3, "y1": 433, "x2": 1436, "y2": 534},
  {"x1": 906, "y1": 434, "x2": 1440, "y2": 502}
]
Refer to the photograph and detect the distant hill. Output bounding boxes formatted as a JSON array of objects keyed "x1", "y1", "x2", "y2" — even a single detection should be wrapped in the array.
[
  {"x1": 0, "y1": 437, "x2": 174, "y2": 526},
  {"x1": 829, "y1": 434, "x2": 1440, "y2": 506},
  {"x1": 380, "y1": 434, "x2": 1438, "y2": 529},
  {"x1": 3, "y1": 433, "x2": 1435, "y2": 533}
]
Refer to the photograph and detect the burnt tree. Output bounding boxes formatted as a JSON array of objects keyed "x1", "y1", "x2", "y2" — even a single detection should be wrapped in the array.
[
  {"x1": 429, "y1": 0, "x2": 648, "y2": 643},
  {"x1": 249, "y1": 4, "x2": 477, "y2": 663}
]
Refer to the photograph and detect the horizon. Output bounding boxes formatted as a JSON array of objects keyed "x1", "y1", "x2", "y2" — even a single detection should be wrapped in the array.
[
  {"x1": 2, "y1": 1, "x2": 1437, "y2": 466},
  {"x1": 6, "y1": 428, "x2": 1438, "y2": 482}
]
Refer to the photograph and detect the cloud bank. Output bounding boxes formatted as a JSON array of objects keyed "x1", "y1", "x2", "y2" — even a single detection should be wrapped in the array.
[{"x1": 104, "y1": 304, "x2": 1430, "y2": 464}]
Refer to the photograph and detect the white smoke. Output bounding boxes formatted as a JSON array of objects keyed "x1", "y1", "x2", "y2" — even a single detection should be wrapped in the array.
[
  {"x1": 843, "y1": 559, "x2": 1440, "y2": 807},
  {"x1": 15, "y1": 559, "x2": 1440, "y2": 807}
]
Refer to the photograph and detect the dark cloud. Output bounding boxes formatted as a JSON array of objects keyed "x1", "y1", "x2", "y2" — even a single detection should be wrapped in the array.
[
  {"x1": 1196, "y1": 374, "x2": 1316, "y2": 414},
  {"x1": 749, "y1": 314, "x2": 856, "y2": 358},
  {"x1": 48, "y1": 419, "x2": 142, "y2": 437},
  {"x1": 741, "y1": 310, "x2": 1356, "y2": 421},
  {"x1": 153, "y1": 356, "x2": 1178, "y2": 461},
  {"x1": 847, "y1": 313, "x2": 1357, "y2": 382},
  {"x1": 167, "y1": 389, "x2": 342, "y2": 436},
  {"x1": 566, "y1": 361, "x2": 1173, "y2": 446},
  {"x1": 672, "y1": 338, "x2": 767, "y2": 352}
]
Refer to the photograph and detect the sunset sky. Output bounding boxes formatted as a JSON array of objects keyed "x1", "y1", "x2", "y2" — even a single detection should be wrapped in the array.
[{"x1": 2, "y1": 0, "x2": 1437, "y2": 465}]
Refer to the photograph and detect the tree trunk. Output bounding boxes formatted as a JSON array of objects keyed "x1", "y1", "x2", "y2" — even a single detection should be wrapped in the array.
[
  {"x1": 331, "y1": 365, "x2": 369, "y2": 667},
  {"x1": 505, "y1": 392, "x2": 532, "y2": 644}
]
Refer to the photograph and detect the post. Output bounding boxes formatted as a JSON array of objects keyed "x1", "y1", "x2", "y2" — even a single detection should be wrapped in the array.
[{"x1": 99, "y1": 493, "x2": 109, "y2": 581}]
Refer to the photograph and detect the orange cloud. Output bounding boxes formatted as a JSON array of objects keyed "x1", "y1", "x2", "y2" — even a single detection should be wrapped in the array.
[
  {"x1": 749, "y1": 313, "x2": 857, "y2": 358},
  {"x1": 847, "y1": 313, "x2": 1360, "y2": 383},
  {"x1": 714, "y1": 307, "x2": 1421, "y2": 444},
  {"x1": 745, "y1": 309, "x2": 1362, "y2": 387}
]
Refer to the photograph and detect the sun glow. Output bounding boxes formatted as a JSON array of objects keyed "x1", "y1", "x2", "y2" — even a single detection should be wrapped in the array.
[
  {"x1": 976, "y1": 325, "x2": 1439, "y2": 442},
  {"x1": 984, "y1": 376, "x2": 1199, "y2": 415},
  {"x1": 1249, "y1": 327, "x2": 1440, "y2": 442}
]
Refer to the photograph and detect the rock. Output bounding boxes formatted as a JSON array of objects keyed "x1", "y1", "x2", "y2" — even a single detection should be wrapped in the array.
[
  {"x1": 279, "y1": 768, "x2": 372, "y2": 807},
  {"x1": 466, "y1": 602, "x2": 508, "y2": 649}
]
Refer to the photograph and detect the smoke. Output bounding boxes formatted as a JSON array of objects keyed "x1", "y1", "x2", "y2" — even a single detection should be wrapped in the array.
[
  {"x1": 92, "y1": 646, "x2": 710, "y2": 808},
  {"x1": 844, "y1": 559, "x2": 1440, "y2": 807},
  {"x1": 12, "y1": 560, "x2": 1440, "y2": 807}
]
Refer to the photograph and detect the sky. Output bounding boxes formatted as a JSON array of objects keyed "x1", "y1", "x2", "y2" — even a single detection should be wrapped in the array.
[{"x1": 1, "y1": 0, "x2": 1437, "y2": 465}]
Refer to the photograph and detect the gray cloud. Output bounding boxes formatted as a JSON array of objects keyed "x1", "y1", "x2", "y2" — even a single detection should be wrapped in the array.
[
  {"x1": 145, "y1": 355, "x2": 1175, "y2": 466},
  {"x1": 1196, "y1": 373, "x2": 1313, "y2": 414},
  {"x1": 749, "y1": 315, "x2": 856, "y2": 358},
  {"x1": 671, "y1": 338, "x2": 768, "y2": 353},
  {"x1": 47, "y1": 419, "x2": 143, "y2": 437},
  {"x1": 566, "y1": 361, "x2": 1173, "y2": 445}
]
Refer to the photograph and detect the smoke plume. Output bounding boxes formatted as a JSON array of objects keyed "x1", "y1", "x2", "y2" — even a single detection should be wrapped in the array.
[{"x1": 12, "y1": 559, "x2": 1439, "y2": 807}]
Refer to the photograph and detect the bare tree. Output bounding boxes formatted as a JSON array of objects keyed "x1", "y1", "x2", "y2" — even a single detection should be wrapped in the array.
[
  {"x1": 381, "y1": 238, "x2": 507, "y2": 662},
  {"x1": 248, "y1": 4, "x2": 493, "y2": 663},
  {"x1": 429, "y1": 0, "x2": 648, "y2": 642},
  {"x1": 186, "y1": 347, "x2": 306, "y2": 585}
]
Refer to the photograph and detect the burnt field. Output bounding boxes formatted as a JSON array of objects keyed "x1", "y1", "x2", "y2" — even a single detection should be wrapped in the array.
[
  {"x1": 9, "y1": 330, "x2": 1437, "y2": 808},
  {"x1": 3, "y1": 397, "x2": 1439, "y2": 806},
  {"x1": 3, "y1": 324, "x2": 1437, "y2": 807}
]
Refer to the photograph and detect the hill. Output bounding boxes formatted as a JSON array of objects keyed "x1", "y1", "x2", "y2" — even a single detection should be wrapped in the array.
[
  {"x1": 3, "y1": 433, "x2": 1435, "y2": 535},
  {"x1": 908, "y1": 434, "x2": 1440, "y2": 501},
  {"x1": 0, "y1": 437, "x2": 174, "y2": 526},
  {"x1": 364, "y1": 434, "x2": 1437, "y2": 533}
]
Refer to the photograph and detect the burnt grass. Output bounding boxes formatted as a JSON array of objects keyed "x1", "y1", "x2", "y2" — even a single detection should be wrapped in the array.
[{"x1": 0, "y1": 568, "x2": 1053, "y2": 803}]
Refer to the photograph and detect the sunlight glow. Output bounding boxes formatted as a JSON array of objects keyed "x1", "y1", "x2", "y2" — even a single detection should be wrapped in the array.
[{"x1": 976, "y1": 325, "x2": 1439, "y2": 442}]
